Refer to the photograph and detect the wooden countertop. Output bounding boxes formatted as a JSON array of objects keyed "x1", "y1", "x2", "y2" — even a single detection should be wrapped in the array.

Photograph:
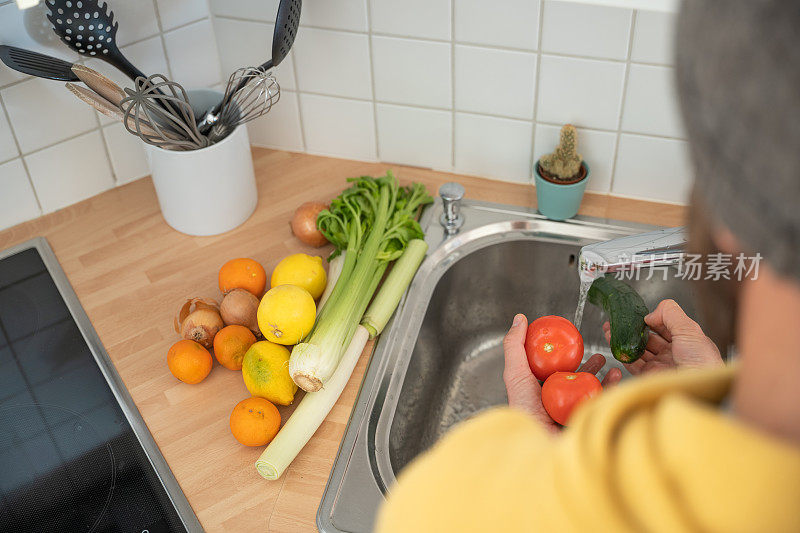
[{"x1": 0, "y1": 148, "x2": 685, "y2": 532}]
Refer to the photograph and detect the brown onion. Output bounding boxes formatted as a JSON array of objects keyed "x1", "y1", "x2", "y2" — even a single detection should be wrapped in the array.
[
  {"x1": 174, "y1": 298, "x2": 223, "y2": 348},
  {"x1": 219, "y1": 288, "x2": 260, "y2": 336},
  {"x1": 291, "y1": 201, "x2": 328, "y2": 247}
]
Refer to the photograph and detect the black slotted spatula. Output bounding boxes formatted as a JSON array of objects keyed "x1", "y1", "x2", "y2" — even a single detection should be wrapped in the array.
[{"x1": 0, "y1": 45, "x2": 79, "y2": 81}]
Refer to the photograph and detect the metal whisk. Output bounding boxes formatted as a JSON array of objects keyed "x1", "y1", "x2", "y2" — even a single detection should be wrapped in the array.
[
  {"x1": 207, "y1": 67, "x2": 280, "y2": 143},
  {"x1": 120, "y1": 74, "x2": 209, "y2": 151}
]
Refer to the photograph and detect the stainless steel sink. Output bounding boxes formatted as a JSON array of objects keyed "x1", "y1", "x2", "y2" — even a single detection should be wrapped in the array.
[{"x1": 317, "y1": 198, "x2": 696, "y2": 533}]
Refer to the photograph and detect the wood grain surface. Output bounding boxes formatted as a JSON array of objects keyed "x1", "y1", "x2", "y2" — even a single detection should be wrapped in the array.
[{"x1": 0, "y1": 148, "x2": 686, "y2": 531}]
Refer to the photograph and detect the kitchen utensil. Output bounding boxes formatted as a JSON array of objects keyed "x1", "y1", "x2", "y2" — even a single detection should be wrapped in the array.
[
  {"x1": 65, "y1": 82, "x2": 184, "y2": 149},
  {"x1": 196, "y1": 0, "x2": 301, "y2": 132},
  {"x1": 207, "y1": 67, "x2": 280, "y2": 143},
  {"x1": 44, "y1": 0, "x2": 147, "y2": 80},
  {"x1": 120, "y1": 74, "x2": 209, "y2": 151},
  {"x1": 0, "y1": 44, "x2": 79, "y2": 81},
  {"x1": 147, "y1": 88, "x2": 258, "y2": 236},
  {"x1": 71, "y1": 62, "x2": 125, "y2": 105}
]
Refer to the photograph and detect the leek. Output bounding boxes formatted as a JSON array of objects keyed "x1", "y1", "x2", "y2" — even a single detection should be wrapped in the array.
[
  {"x1": 255, "y1": 326, "x2": 370, "y2": 480},
  {"x1": 255, "y1": 243, "x2": 428, "y2": 479},
  {"x1": 288, "y1": 173, "x2": 432, "y2": 392},
  {"x1": 317, "y1": 252, "x2": 345, "y2": 312},
  {"x1": 361, "y1": 239, "x2": 428, "y2": 337}
]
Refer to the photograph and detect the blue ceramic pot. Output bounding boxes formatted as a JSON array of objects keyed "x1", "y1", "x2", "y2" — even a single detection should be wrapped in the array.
[{"x1": 534, "y1": 161, "x2": 590, "y2": 221}]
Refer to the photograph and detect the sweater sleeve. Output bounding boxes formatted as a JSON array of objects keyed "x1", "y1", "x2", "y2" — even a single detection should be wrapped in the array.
[{"x1": 375, "y1": 365, "x2": 800, "y2": 533}]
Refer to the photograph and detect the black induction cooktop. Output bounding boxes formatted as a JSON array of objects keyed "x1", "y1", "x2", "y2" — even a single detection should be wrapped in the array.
[{"x1": 0, "y1": 238, "x2": 202, "y2": 532}]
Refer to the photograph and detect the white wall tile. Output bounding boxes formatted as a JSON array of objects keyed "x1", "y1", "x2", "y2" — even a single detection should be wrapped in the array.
[
  {"x1": 110, "y1": 1, "x2": 160, "y2": 47},
  {"x1": 299, "y1": 94, "x2": 376, "y2": 160},
  {"x1": 247, "y1": 91, "x2": 305, "y2": 151},
  {"x1": 631, "y1": 11, "x2": 676, "y2": 65},
  {"x1": 293, "y1": 28, "x2": 371, "y2": 99},
  {"x1": 25, "y1": 131, "x2": 114, "y2": 213},
  {"x1": 156, "y1": 0, "x2": 210, "y2": 31},
  {"x1": 84, "y1": 36, "x2": 170, "y2": 125},
  {"x1": 372, "y1": 36, "x2": 451, "y2": 108},
  {"x1": 0, "y1": 3, "x2": 78, "y2": 87},
  {"x1": 102, "y1": 123, "x2": 150, "y2": 184},
  {"x1": 210, "y1": 0, "x2": 278, "y2": 20},
  {"x1": 612, "y1": 134, "x2": 691, "y2": 203},
  {"x1": 454, "y1": 45, "x2": 536, "y2": 119},
  {"x1": 376, "y1": 104, "x2": 451, "y2": 169},
  {"x1": 0, "y1": 159, "x2": 40, "y2": 230},
  {"x1": 213, "y1": 18, "x2": 296, "y2": 91},
  {"x1": 370, "y1": 0, "x2": 451, "y2": 40},
  {"x1": 455, "y1": 113, "x2": 532, "y2": 183},
  {"x1": 533, "y1": 123, "x2": 615, "y2": 193},
  {"x1": 454, "y1": 0, "x2": 539, "y2": 50},
  {"x1": 163, "y1": 19, "x2": 222, "y2": 89},
  {"x1": 2, "y1": 77, "x2": 97, "y2": 153},
  {"x1": 301, "y1": 0, "x2": 368, "y2": 31},
  {"x1": 541, "y1": 1, "x2": 632, "y2": 60},
  {"x1": 537, "y1": 55, "x2": 625, "y2": 130},
  {"x1": 0, "y1": 108, "x2": 19, "y2": 162},
  {"x1": 622, "y1": 64, "x2": 684, "y2": 138}
]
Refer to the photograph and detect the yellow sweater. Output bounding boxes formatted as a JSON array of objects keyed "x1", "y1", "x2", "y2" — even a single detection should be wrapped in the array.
[{"x1": 376, "y1": 366, "x2": 800, "y2": 532}]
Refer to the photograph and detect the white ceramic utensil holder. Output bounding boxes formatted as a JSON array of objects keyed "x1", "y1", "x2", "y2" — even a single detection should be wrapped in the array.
[{"x1": 146, "y1": 90, "x2": 257, "y2": 236}]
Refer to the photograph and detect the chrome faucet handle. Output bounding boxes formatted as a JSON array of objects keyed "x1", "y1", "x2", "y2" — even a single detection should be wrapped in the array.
[{"x1": 439, "y1": 182, "x2": 465, "y2": 234}]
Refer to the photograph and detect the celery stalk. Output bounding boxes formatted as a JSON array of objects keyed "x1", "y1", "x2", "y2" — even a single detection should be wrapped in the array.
[{"x1": 255, "y1": 325, "x2": 370, "y2": 481}]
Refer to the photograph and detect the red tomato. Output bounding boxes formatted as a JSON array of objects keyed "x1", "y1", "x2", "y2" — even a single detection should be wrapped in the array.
[
  {"x1": 541, "y1": 372, "x2": 602, "y2": 425},
  {"x1": 524, "y1": 315, "x2": 583, "y2": 381}
]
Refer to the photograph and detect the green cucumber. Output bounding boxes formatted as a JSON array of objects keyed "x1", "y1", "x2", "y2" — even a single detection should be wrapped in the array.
[{"x1": 587, "y1": 276, "x2": 649, "y2": 363}]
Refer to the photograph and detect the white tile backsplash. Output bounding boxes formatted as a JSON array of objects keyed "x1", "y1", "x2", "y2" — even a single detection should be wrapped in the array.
[
  {"x1": 163, "y1": 19, "x2": 222, "y2": 89},
  {"x1": 631, "y1": 11, "x2": 676, "y2": 65},
  {"x1": 110, "y1": 1, "x2": 160, "y2": 47},
  {"x1": 376, "y1": 104, "x2": 452, "y2": 170},
  {"x1": 0, "y1": 1, "x2": 692, "y2": 233},
  {"x1": 302, "y1": 0, "x2": 368, "y2": 32},
  {"x1": 0, "y1": 159, "x2": 40, "y2": 229},
  {"x1": 372, "y1": 36, "x2": 451, "y2": 108},
  {"x1": 622, "y1": 64, "x2": 684, "y2": 138},
  {"x1": 25, "y1": 131, "x2": 114, "y2": 213},
  {"x1": 247, "y1": 91, "x2": 305, "y2": 152},
  {"x1": 213, "y1": 18, "x2": 296, "y2": 90},
  {"x1": 454, "y1": 0, "x2": 540, "y2": 51},
  {"x1": 210, "y1": 0, "x2": 277, "y2": 21},
  {"x1": 2, "y1": 77, "x2": 98, "y2": 153},
  {"x1": 455, "y1": 113, "x2": 532, "y2": 183},
  {"x1": 0, "y1": 107, "x2": 19, "y2": 163},
  {"x1": 612, "y1": 134, "x2": 691, "y2": 203},
  {"x1": 369, "y1": 0, "x2": 451, "y2": 40},
  {"x1": 541, "y1": 1, "x2": 632, "y2": 60},
  {"x1": 156, "y1": 0, "x2": 210, "y2": 31},
  {"x1": 293, "y1": 28, "x2": 372, "y2": 99},
  {"x1": 455, "y1": 45, "x2": 536, "y2": 119},
  {"x1": 102, "y1": 123, "x2": 150, "y2": 184},
  {"x1": 300, "y1": 94, "x2": 376, "y2": 160},
  {"x1": 537, "y1": 55, "x2": 626, "y2": 130},
  {"x1": 533, "y1": 123, "x2": 616, "y2": 193}
]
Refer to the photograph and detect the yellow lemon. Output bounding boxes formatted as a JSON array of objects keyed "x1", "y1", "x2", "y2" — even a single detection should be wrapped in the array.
[
  {"x1": 257, "y1": 285, "x2": 316, "y2": 345},
  {"x1": 241, "y1": 341, "x2": 297, "y2": 405},
  {"x1": 270, "y1": 253, "x2": 327, "y2": 300}
]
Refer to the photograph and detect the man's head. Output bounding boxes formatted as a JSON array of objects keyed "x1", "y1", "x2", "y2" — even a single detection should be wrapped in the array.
[{"x1": 677, "y1": 1, "x2": 800, "y2": 347}]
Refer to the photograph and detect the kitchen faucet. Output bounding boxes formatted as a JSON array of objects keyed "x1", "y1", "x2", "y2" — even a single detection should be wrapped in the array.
[{"x1": 578, "y1": 226, "x2": 686, "y2": 282}]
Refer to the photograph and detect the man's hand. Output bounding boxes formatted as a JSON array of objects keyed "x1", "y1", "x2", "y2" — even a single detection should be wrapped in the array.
[
  {"x1": 603, "y1": 299, "x2": 724, "y2": 375},
  {"x1": 503, "y1": 314, "x2": 621, "y2": 432}
]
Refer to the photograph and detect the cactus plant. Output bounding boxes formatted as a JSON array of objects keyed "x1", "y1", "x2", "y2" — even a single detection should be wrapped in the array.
[{"x1": 539, "y1": 124, "x2": 583, "y2": 181}]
